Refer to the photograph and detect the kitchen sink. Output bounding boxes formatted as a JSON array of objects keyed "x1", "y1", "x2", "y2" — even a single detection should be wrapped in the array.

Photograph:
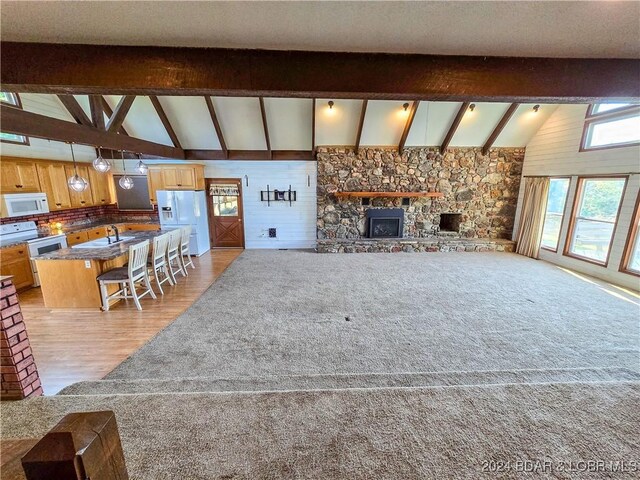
[{"x1": 71, "y1": 236, "x2": 135, "y2": 249}]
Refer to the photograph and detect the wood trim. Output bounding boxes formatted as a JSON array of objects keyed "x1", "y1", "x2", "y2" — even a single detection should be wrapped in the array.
[
  {"x1": 563, "y1": 175, "x2": 629, "y2": 268},
  {"x1": 539, "y1": 176, "x2": 572, "y2": 253},
  {"x1": 399, "y1": 100, "x2": 419, "y2": 155},
  {"x1": 4, "y1": 43, "x2": 639, "y2": 101},
  {"x1": 619, "y1": 189, "x2": 640, "y2": 277},
  {"x1": 586, "y1": 103, "x2": 640, "y2": 118},
  {"x1": 106, "y1": 95, "x2": 136, "y2": 134},
  {"x1": 1, "y1": 104, "x2": 185, "y2": 159},
  {"x1": 101, "y1": 97, "x2": 130, "y2": 136},
  {"x1": 440, "y1": 102, "x2": 469, "y2": 153},
  {"x1": 579, "y1": 107, "x2": 640, "y2": 152},
  {"x1": 482, "y1": 103, "x2": 520, "y2": 155},
  {"x1": 258, "y1": 97, "x2": 272, "y2": 160},
  {"x1": 204, "y1": 96, "x2": 228, "y2": 159},
  {"x1": 57, "y1": 95, "x2": 93, "y2": 126},
  {"x1": 148, "y1": 95, "x2": 181, "y2": 148},
  {"x1": 206, "y1": 177, "x2": 245, "y2": 249},
  {"x1": 88, "y1": 95, "x2": 105, "y2": 130},
  {"x1": 0, "y1": 135, "x2": 29, "y2": 146},
  {"x1": 311, "y1": 98, "x2": 316, "y2": 156},
  {"x1": 354, "y1": 99, "x2": 368, "y2": 154},
  {"x1": 0, "y1": 92, "x2": 23, "y2": 109}
]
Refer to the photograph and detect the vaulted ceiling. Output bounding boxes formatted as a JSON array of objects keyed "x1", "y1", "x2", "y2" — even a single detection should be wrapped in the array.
[{"x1": 1, "y1": 94, "x2": 559, "y2": 162}]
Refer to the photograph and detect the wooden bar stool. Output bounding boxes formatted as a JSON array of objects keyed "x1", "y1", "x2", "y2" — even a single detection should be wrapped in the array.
[
  {"x1": 148, "y1": 232, "x2": 174, "y2": 295},
  {"x1": 180, "y1": 225, "x2": 195, "y2": 273},
  {"x1": 97, "y1": 240, "x2": 157, "y2": 311},
  {"x1": 166, "y1": 229, "x2": 186, "y2": 283}
]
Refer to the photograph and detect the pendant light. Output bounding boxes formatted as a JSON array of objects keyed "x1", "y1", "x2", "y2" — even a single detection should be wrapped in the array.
[
  {"x1": 92, "y1": 146, "x2": 111, "y2": 173},
  {"x1": 67, "y1": 143, "x2": 89, "y2": 192},
  {"x1": 118, "y1": 151, "x2": 135, "y2": 190},
  {"x1": 135, "y1": 154, "x2": 148, "y2": 174}
]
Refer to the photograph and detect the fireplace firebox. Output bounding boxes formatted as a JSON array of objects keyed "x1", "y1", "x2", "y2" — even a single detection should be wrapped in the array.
[{"x1": 367, "y1": 208, "x2": 404, "y2": 238}]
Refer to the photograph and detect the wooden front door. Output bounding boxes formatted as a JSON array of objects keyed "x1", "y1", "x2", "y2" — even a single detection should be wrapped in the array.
[{"x1": 207, "y1": 178, "x2": 245, "y2": 248}]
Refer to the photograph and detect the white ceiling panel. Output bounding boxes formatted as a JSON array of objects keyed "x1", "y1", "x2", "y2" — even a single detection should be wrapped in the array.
[
  {"x1": 263, "y1": 98, "x2": 312, "y2": 150},
  {"x1": 21, "y1": 94, "x2": 75, "y2": 122},
  {"x1": 450, "y1": 102, "x2": 511, "y2": 147},
  {"x1": 104, "y1": 95, "x2": 174, "y2": 146},
  {"x1": 157, "y1": 96, "x2": 221, "y2": 149},
  {"x1": 315, "y1": 99, "x2": 362, "y2": 146},
  {"x1": 493, "y1": 103, "x2": 559, "y2": 147},
  {"x1": 405, "y1": 101, "x2": 462, "y2": 147},
  {"x1": 211, "y1": 97, "x2": 267, "y2": 150},
  {"x1": 360, "y1": 100, "x2": 409, "y2": 147}
]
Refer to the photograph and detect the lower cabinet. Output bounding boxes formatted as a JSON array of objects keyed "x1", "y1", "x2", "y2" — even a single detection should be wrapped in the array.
[
  {"x1": 0, "y1": 244, "x2": 34, "y2": 290},
  {"x1": 66, "y1": 231, "x2": 90, "y2": 247},
  {"x1": 124, "y1": 224, "x2": 161, "y2": 232}
]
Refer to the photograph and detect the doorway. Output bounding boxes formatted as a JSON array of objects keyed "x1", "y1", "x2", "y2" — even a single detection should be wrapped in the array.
[{"x1": 206, "y1": 178, "x2": 245, "y2": 248}]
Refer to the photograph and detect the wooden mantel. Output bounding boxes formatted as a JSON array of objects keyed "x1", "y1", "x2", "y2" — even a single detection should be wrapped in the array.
[{"x1": 335, "y1": 192, "x2": 444, "y2": 198}]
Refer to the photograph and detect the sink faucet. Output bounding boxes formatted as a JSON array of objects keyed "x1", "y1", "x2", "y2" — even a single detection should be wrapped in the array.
[{"x1": 110, "y1": 225, "x2": 120, "y2": 243}]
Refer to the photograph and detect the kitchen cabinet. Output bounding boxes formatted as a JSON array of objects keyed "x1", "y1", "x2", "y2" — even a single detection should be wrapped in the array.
[
  {"x1": 0, "y1": 244, "x2": 34, "y2": 290},
  {"x1": 64, "y1": 165, "x2": 94, "y2": 208},
  {"x1": 147, "y1": 168, "x2": 164, "y2": 205},
  {"x1": 66, "y1": 231, "x2": 89, "y2": 247},
  {"x1": 124, "y1": 224, "x2": 161, "y2": 232},
  {"x1": 1, "y1": 160, "x2": 41, "y2": 193},
  {"x1": 159, "y1": 165, "x2": 204, "y2": 190},
  {"x1": 36, "y1": 163, "x2": 72, "y2": 211},
  {"x1": 87, "y1": 227, "x2": 108, "y2": 239},
  {"x1": 88, "y1": 169, "x2": 114, "y2": 206}
]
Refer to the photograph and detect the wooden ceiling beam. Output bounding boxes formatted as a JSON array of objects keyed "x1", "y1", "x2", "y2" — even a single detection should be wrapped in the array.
[
  {"x1": 1, "y1": 104, "x2": 185, "y2": 159},
  {"x1": 440, "y1": 102, "x2": 470, "y2": 153},
  {"x1": 3, "y1": 43, "x2": 638, "y2": 102},
  {"x1": 100, "y1": 97, "x2": 129, "y2": 136},
  {"x1": 149, "y1": 96, "x2": 182, "y2": 148},
  {"x1": 398, "y1": 100, "x2": 419, "y2": 155},
  {"x1": 204, "y1": 96, "x2": 228, "y2": 159},
  {"x1": 88, "y1": 95, "x2": 105, "y2": 130},
  {"x1": 355, "y1": 99, "x2": 368, "y2": 154},
  {"x1": 482, "y1": 103, "x2": 520, "y2": 155},
  {"x1": 185, "y1": 149, "x2": 314, "y2": 161},
  {"x1": 106, "y1": 95, "x2": 135, "y2": 134},
  {"x1": 57, "y1": 95, "x2": 93, "y2": 127},
  {"x1": 258, "y1": 97, "x2": 272, "y2": 159}
]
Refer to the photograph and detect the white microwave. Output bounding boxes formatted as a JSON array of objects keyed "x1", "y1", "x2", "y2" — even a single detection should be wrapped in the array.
[{"x1": 1, "y1": 193, "x2": 50, "y2": 218}]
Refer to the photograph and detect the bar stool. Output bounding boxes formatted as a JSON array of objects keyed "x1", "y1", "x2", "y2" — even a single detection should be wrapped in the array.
[
  {"x1": 166, "y1": 229, "x2": 186, "y2": 283},
  {"x1": 97, "y1": 240, "x2": 157, "y2": 311},
  {"x1": 180, "y1": 225, "x2": 195, "y2": 273},
  {"x1": 148, "y1": 232, "x2": 174, "y2": 295}
]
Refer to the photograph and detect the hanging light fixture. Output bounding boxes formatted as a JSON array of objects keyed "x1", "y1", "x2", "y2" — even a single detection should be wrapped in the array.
[
  {"x1": 118, "y1": 151, "x2": 135, "y2": 190},
  {"x1": 135, "y1": 154, "x2": 148, "y2": 174},
  {"x1": 92, "y1": 146, "x2": 111, "y2": 173},
  {"x1": 67, "y1": 143, "x2": 89, "y2": 192}
]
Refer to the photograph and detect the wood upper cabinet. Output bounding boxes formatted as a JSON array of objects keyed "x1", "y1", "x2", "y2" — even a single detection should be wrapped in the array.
[
  {"x1": 64, "y1": 165, "x2": 94, "y2": 208},
  {"x1": 1, "y1": 160, "x2": 41, "y2": 193},
  {"x1": 88, "y1": 169, "x2": 114, "y2": 206},
  {"x1": 147, "y1": 168, "x2": 164, "y2": 205},
  {"x1": 0, "y1": 244, "x2": 34, "y2": 290},
  {"x1": 160, "y1": 165, "x2": 204, "y2": 190},
  {"x1": 36, "y1": 163, "x2": 72, "y2": 211}
]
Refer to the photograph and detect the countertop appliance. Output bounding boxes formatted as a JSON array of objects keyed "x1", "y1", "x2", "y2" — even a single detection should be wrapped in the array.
[
  {"x1": 157, "y1": 190, "x2": 210, "y2": 256},
  {"x1": 0, "y1": 221, "x2": 68, "y2": 287},
  {"x1": 1, "y1": 193, "x2": 49, "y2": 218}
]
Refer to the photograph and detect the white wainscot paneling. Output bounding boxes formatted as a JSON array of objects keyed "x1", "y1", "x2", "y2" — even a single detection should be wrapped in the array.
[{"x1": 204, "y1": 161, "x2": 317, "y2": 249}]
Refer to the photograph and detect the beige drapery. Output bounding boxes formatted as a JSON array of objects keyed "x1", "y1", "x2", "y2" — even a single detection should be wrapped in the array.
[{"x1": 516, "y1": 177, "x2": 550, "y2": 258}]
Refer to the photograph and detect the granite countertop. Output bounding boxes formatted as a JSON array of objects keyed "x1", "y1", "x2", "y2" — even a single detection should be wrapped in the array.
[{"x1": 32, "y1": 230, "x2": 176, "y2": 261}]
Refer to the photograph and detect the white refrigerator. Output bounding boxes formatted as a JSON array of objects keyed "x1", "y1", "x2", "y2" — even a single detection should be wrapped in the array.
[{"x1": 157, "y1": 190, "x2": 211, "y2": 256}]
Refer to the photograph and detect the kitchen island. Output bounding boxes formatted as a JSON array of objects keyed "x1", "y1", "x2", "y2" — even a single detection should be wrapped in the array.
[{"x1": 32, "y1": 230, "x2": 173, "y2": 309}]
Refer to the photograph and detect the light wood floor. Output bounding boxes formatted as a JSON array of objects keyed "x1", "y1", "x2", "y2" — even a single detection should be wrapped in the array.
[{"x1": 17, "y1": 248, "x2": 243, "y2": 395}]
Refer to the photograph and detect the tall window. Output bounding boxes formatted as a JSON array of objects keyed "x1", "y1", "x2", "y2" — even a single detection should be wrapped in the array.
[
  {"x1": 620, "y1": 193, "x2": 640, "y2": 276},
  {"x1": 541, "y1": 178, "x2": 570, "y2": 251},
  {"x1": 566, "y1": 177, "x2": 626, "y2": 265},
  {"x1": 581, "y1": 104, "x2": 640, "y2": 151},
  {"x1": 0, "y1": 91, "x2": 29, "y2": 145}
]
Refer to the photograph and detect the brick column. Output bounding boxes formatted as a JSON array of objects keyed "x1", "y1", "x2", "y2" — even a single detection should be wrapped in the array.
[{"x1": 1, "y1": 276, "x2": 43, "y2": 399}]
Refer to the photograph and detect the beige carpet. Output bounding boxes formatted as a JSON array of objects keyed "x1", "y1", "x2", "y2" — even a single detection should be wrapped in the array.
[{"x1": 3, "y1": 382, "x2": 639, "y2": 479}]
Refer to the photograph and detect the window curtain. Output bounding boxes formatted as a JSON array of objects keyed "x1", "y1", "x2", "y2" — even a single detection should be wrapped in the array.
[{"x1": 516, "y1": 177, "x2": 550, "y2": 258}]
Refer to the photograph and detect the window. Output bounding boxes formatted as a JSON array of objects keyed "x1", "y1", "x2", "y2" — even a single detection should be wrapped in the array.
[
  {"x1": 581, "y1": 104, "x2": 640, "y2": 151},
  {"x1": 566, "y1": 177, "x2": 626, "y2": 265},
  {"x1": 620, "y1": 192, "x2": 640, "y2": 276},
  {"x1": 0, "y1": 91, "x2": 29, "y2": 145},
  {"x1": 541, "y1": 178, "x2": 570, "y2": 251}
]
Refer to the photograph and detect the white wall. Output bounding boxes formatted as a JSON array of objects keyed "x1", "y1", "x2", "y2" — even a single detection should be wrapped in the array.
[
  {"x1": 204, "y1": 161, "x2": 317, "y2": 249},
  {"x1": 514, "y1": 104, "x2": 640, "y2": 290}
]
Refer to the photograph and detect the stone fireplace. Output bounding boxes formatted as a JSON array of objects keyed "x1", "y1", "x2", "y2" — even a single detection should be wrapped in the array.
[{"x1": 316, "y1": 146, "x2": 523, "y2": 253}]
